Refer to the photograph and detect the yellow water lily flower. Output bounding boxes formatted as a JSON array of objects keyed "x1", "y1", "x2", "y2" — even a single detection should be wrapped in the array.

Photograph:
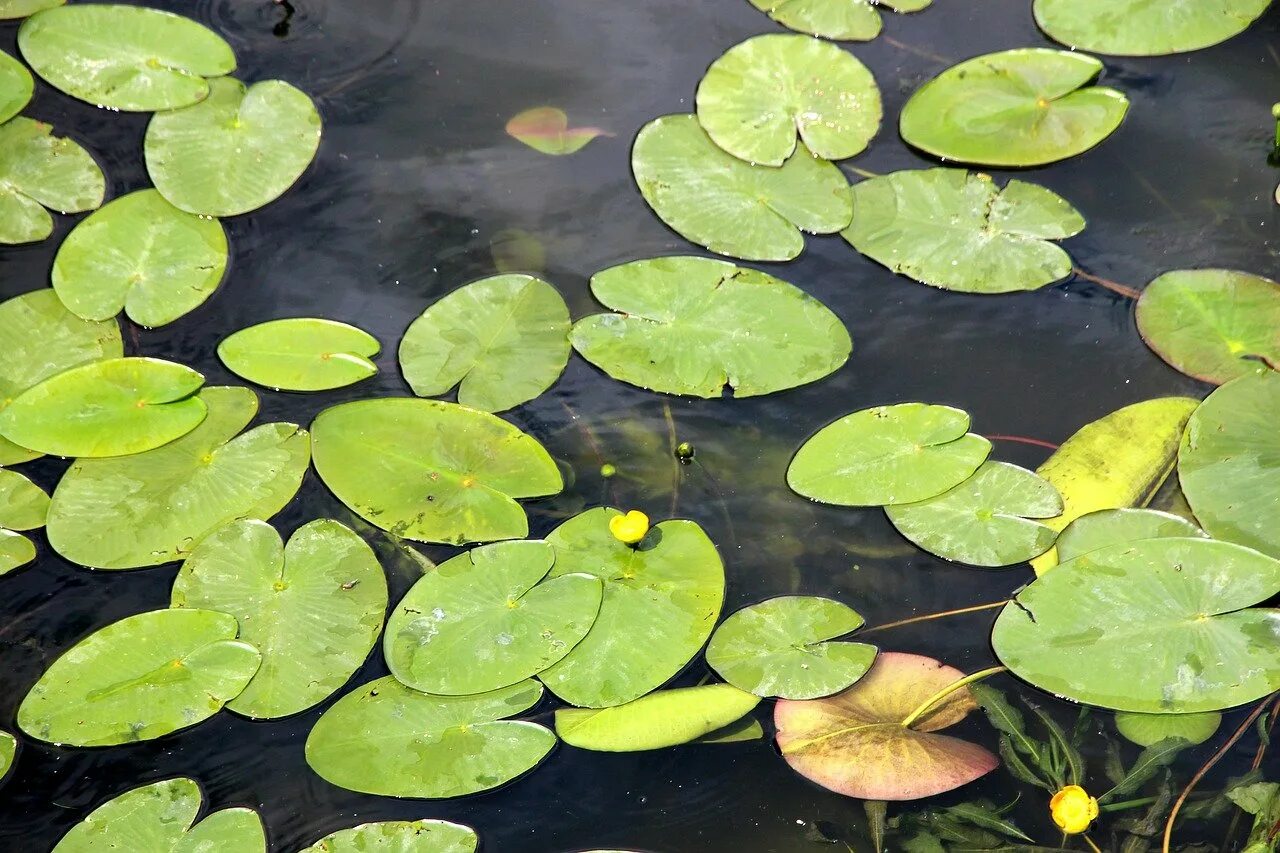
[
  {"x1": 609, "y1": 510, "x2": 649, "y2": 544},
  {"x1": 1050, "y1": 785, "x2": 1099, "y2": 834}
]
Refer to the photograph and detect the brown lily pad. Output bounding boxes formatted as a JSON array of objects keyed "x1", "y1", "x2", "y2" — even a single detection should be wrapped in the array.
[{"x1": 506, "y1": 107, "x2": 611, "y2": 155}]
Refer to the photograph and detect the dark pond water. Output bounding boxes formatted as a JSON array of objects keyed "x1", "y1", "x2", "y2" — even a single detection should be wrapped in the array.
[{"x1": 3, "y1": 0, "x2": 1279, "y2": 850}]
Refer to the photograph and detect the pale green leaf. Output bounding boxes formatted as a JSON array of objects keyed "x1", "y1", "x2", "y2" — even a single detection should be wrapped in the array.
[
  {"x1": 1055, "y1": 508, "x2": 1206, "y2": 563},
  {"x1": 1034, "y1": 0, "x2": 1271, "y2": 56},
  {"x1": 0, "y1": 468, "x2": 48, "y2": 531},
  {"x1": 218, "y1": 318, "x2": 379, "y2": 392},
  {"x1": 298, "y1": 821, "x2": 478, "y2": 853},
  {"x1": 0, "y1": 116, "x2": 103, "y2": 244},
  {"x1": 556, "y1": 684, "x2": 760, "y2": 751},
  {"x1": 0, "y1": 49, "x2": 33, "y2": 123}
]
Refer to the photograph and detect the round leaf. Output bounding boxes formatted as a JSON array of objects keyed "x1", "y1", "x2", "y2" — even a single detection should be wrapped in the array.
[
  {"x1": 556, "y1": 684, "x2": 760, "y2": 751},
  {"x1": 632, "y1": 113, "x2": 852, "y2": 262},
  {"x1": 18, "y1": 5, "x2": 234, "y2": 111},
  {"x1": 171, "y1": 519, "x2": 388, "y2": 719},
  {"x1": 399, "y1": 274, "x2": 570, "y2": 412},
  {"x1": 0, "y1": 0, "x2": 63, "y2": 21},
  {"x1": 218, "y1": 318, "x2": 379, "y2": 392},
  {"x1": 52, "y1": 778, "x2": 200, "y2": 853},
  {"x1": 746, "y1": 0, "x2": 931, "y2": 41},
  {"x1": 0, "y1": 117, "x2": 103, "y2": 244},
  {"x1": 0, "y1": 530, "x2": 35, "y2": 576},
  {"x1": 18, "y1": 608, "x2": 261, "y2": 746},
  {"x1": 146, "y1": 77, "x2": 321, "y2": 217},
  {"x1": 0, "y1": 49, "x2": 33, "y2": 124},
  {"x1": 299, "y1": 821, "x2": 479, "y2": 853},
  {"x1": 899, "y1": 49, "x2": 1129, "y2": 167},
  {"x1": 706, "y1": 596, "x2": 876, "y2": 699},
  {"x1": 1034, "y1": 0, "x2": 1271, "y2": 56},
  {"x1": 695, "y1": 34, "x2": 881, "y2": 166},
  {"x1": 1114, "y1": 711, "x2": 1221, "y2": 748},
  {"x1": 571, "y1": 257, "x2": 850, "y2": 398},
  {"x1": 0, "y1": 468, "x2": 49, "y2": 531},
  {"x1": 1055, "y1": 508, "x2": 1206, "y2": 563}
]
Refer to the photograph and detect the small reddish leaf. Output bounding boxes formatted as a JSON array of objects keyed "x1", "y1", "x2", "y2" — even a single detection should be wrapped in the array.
[{"x1": 506, "y1": 107, "x2": 611, "y2": 155}]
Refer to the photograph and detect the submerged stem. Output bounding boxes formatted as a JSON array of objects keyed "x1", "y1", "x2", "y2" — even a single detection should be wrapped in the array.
[
  {"x1": 662, "y1": 401, "x2": 680, "y2": 516},
  {"x1": 859, "y1": 600, "x2": 1009, "y2": 636},
  {"x1": 900, "y1": 666, "x2": 1007, "y2": 729},
  {"x1": 1071, "y1": 267, "x2": 1142, "y2": 300}
]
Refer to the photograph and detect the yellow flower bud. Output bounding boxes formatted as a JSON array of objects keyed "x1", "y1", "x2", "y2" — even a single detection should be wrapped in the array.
[
  {"x1": 609, "y1": 510, "x2": 650, "y2": 545},
  {"x1": 1049, "y1": 785, "x2": 1099, "y2": 835}
]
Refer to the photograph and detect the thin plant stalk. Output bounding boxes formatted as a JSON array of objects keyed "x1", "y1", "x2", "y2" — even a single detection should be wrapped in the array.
[{"x1": 900, "y1": 666, "x2": 1007, "y2": 729}]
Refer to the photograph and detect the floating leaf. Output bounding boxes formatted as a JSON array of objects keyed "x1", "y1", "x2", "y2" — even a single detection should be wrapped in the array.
[
  {"x1": 1115, "y1": 711, "x2": 1221, "y2": 747},
  {"x1": 775, "y1": 652, "x2": 998, "y2": 800},
  {"x1": 886, "y1": 462, "x2": 1062, "y2": 567},
  {"x1": 52, "y1": 189, "x2": 228, "y2": 328},
  {"x1": 19, "y1": 608, "x2": 260, "y2": 746},
  {"x1": 695, "y1": 33, "x2": 881, "y2": 166},
  {"x1": 694, "y1": 715, "x2": 766, "y2": 744},
  {"x1": 299, "y1": 820, "x2": 479, "y2": 853},
  {"x1": 899, "y1": 49, "x2": 1129, "y2": 167},
  {"x1": 788, "y1": 403, "x2": 991, "y2": 506},
  {"x1": 745, "y1": 0, "x2": 930, "y2": 41},
  {"x1": 0, "y1": 49, "x2": 33, "y2": 123},
  {"x1": 0, "y1": 357, "x2": 206, "y2": 458},
  {"x1": 1055, "y1": 508, "x2": 1205, "y2": 563},
  {"x1": 172, "y1": 808, "x2": 265, "y2": 853},
  {"x1": 706, "y1": 596, "x2": 875, "y2": 699},
  {"x1": 18, "y1": 5, "x2": 234, "y2": 111},
  {"x1": 399, "y1": 274, "x2": 570, "y2": 412},
  {"x1": 843, "y1": 169, "x2": 1085, "y2": 293},
  {"x1": 0, "y1": 0, "x2": 63, "y2": 21},
  {"x1": 632, "y1": 113, "x2": 851, "y2": 262},
  {"x1": 570, "y1": 256, "x2": 850, "y2": 398},
  {"x1": 386, "y1": 540, "x2": 600, "y2": 696},
  {"x1": 218, "y1": 318, "x2": 379, "y2": 392},
  {"x1": 0, "y1": 530, "x2": 35, "y2": 575},
  {"x1": 506, "y1": 106, "x2": 610, "y2": 155},
  {"x1": 992, "y1": 538, "x2": 1280, "y2": 712},
  {"x1": 556, "y1": 684, "x2": 760, "y2": 751},
  {"x1": 0, "y1": 468, "x2": 48, "y2": 531},
  {"x1": 146, "y1": 77, "x2": 321, "y2": 217},
  {"x1": 171, "y1": 519, "x2": 387, "y2": 719},
  {"x1": 0, "y1": 730, "x2": 13, "y2": 781},
  {"x1": 538, "y1": 508, "x2": 724, "y2": 708},
  {"x1": 46, "y1": 386, "x2": 310, "y2": 569},
  {"x1": 1136, "y1": 269, "x2": 1280, "y2": 384},
  {"x1": 1034, "y1": 0, "x2": 1271, "y2": 56},
  {"x1": 305, "y1": 676, "x2": 554, "y2": 798},
  {"x1": 0, "y1": 116, "x2": 103, "y2": 244},
  {"x1": 311, "y1": 398, "x2": 561, "y2": 545}
]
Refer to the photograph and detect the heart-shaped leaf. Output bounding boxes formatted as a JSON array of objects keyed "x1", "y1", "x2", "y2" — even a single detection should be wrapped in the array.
[
  {"x1": 1034, "y1": 0, "x2": 1271, "y2": 56},
  {"x1": 1055, "y1": 508, "x2": 1205, "y2": 563},
  {"x1": 506, "y1": 106, "x2": 610, "y2": 155},
  {"x1": 0, "y1": 49, "x2": 33, "y2": 123},
  {"x1": 299, "y1": 821, "x2": 478, "y2": 853},
  {"x1": 556, "y1": 684, "x2": 760, "y2": 751},
  {"x1": 218, "y1": 318, "x2": 379, "y2": 391},
  {"x1": 0, "y1": 117, "x2": 103, "y2": 244},
  {"x1": 746, "y1": 0, "x2": 931, "y2": 41}
]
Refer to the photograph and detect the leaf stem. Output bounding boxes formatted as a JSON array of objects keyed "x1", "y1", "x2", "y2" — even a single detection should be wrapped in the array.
[
  {"x1": 860, "y1": 600, "x2": 1009, "y2": 636},
  {"x1": 1071, "y1": 267, "x2": 1141, "y2": 300},
  {"x1": 900, "y1": 666, "x2": 1007, "y2": 729},
  {"x1": 662, "y1": 401, "x2": 680, "y2": 516},
  {"x1": 986, "y1": 434, "x2": 1060, "y2": 451}
]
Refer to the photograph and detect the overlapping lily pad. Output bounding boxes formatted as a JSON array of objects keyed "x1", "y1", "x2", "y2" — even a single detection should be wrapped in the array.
[
  {"x1": 300, "y1": 821, "x2": 479, "y2": 853},
  {"x1": 570, "y1": 257, "x2": 850, "y2": 398},
  {"x1": 1115, "y1": 710, "x2": 1221, "y2": 747},
  {"x1": 0, "y1": 50, "x2": 32, "y2": 123},
  {"x1": 0, "y1": 117, "x2": 103, "y2": 244},
  {"x1": 632, "y1": 113, "x2": 852, "y2": 261},
  {"x1": 843, "y1": 169, "x2": 1085, "y2": 293},
  {"x1": 0, "y1": 0, "x2": 63, "y2": 21},
  {"x1": 218, "y1": 318, "x2": 379, "y2": 391},
  {"x1": 1055, "y1": 508, "x2": 1205, "y2": 562},
  {"x1": 899, "y1": 49, "x2": 1129, "y2": 167},
  {"x1": 399, "y1": 274, "x2": 570, "y2": 412},
  {"x1": 745, "y1": 0, "x2": 931, "y2": 41},
  {"x1": 556, "y1": 684, "x2": 760, "y2": 751},
  {"x1": 695, "y1": 33, "x2": 881, "y2": 166},
  {"x1": 171, "y1": 519, "x2": 388, "y2": 719},
  {"x1": 1034, "y1": 0, "x2": 1271, "y2": 56}
]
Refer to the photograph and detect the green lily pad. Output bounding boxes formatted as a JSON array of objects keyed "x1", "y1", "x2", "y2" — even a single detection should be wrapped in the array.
[
  {"x1": 18, "y1": 5, "x2": 234, "y2": 112},
  {"x1": 19, "y1": 608, "x2": 260, "y2": 746},
  {"x1": 0, "y1": 468, "x2": 49, "y2": 531},
  {"x1": 1135, "y1": 269, "x2": 1280, "y2": 384},
  {"x1": 0, "y1": 288, "x2": 123, "y2": 465},
  {"x1": 843, "y1": 169, "x2": 1085, "y2": 293},
  {"x1": 695, "y1": 33, "x2": 881, "y2": 166},
  {"x1": 775, "y1": 652, "x2": 998, "y2": 800},
  {"x1": 992, "y1": 537, "x2": 1280, "y2": 712},
  {"x1": 899, "y1": 49, "x2": 1129, "y2": 167},
  {"x1": 218, "y1": 318, "x2": 379, "y2": 392},
  {"x1": 537, "y1": 508, "x2": 725, "y2": 708},
  {"x1": 1034, "y1": 0, "x2": 1271, "y2": 56},
  {"x1": 172, "y1": 809, "x2": 265, "y2": 853},
  {"x1": 0, "y1": 49, "x2": 33, "y2": 124},
  {"x1": 694, "y1": 715, "x2": 766, "y2": 744},
  {"x1": 146, "y1": 77, "x2": 321, "y2": 217},
  {"x1": 0, "y1": 0, "x2": 63, "y2": 21},
  {"x1": 632, "y1": 113, "x2": 852, "y2": 262},
  {"x1": 0, "y1": 730, "x2": 14, "y2": 781},
  {"x1": 0, "y1": 529, "x2": 36, "y2": 575},
  {"x1": 299, "y1": 821, "x2": 479, "y2": 853},
  {"x1": 788, "y1": 403, "x2": 992, "y2": 506},
  {"x1": 52, "y1": 189, "x2": 228, "y2": 328},
  {"x1": 885, "y1": 461, "x2": 1062, "y2": 567},
  {"x1": 399, "y1": 274, "x2": 570, "y2": 412},
  {"x1": 171, "y1": 518, "x2": 388, "y2": 719},
  {"x1": 706, "y1": 596, "x2": 876, "y2": 699},
  {"x1": 305, "y1": 676, "x2": 554, "y2": 798},
  {"x1": 1055, "y1": 508, "x2": 1206, "y2": 563},
  {"x1": 310, "y1": 398, "x2": 561, "y2": 545},
  {"x1": 0, "y1": 357, "x2": 206, "y2": 458},
  {"x1": 506, "y1": 106, "x2": 609, "y2": 156},
  {"x1": 385, "y1": 540, "x2": 601, "y2": 696},
  {"x1": 1115, "y1": 710, "x2": 1221, "y2": 747},
  {"x1": 1179, "y1": 371, "x2": 1280, "y2": 558},
  {"x1": 556, "y1": 684, "x2": 760, "y2": 751},
  {"x1": 746, "y1": 0, "x2": 931, "y2": 41},
  {"x1": 46, "y1": 386, "x2": 310, "y2": 569},
  {"x1": 570, "y1": 256, "x2": 850, "y2": 398},
  {"x1": 0, "y1": 116, "x2": 104, "y2": 244}
]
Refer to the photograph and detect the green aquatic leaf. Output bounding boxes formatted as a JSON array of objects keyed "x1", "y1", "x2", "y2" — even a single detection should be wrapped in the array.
[
  {"x1": 18, "y1": 5, "x2": 234, "y2": 111},
  {"x1": 0, "y1": 0, "x2": 63, "y2": 21},
  {"x1": 52, "y1": 189, "x2": 228, "y2": 328},
  {"x1": 886, "y1": 461, "x2": 1062, "y2": 567},
  {"x1": 706, "y1": 596, "x2": 875, "y2": 699},
  {"x1": 992, "y1": 537, "x2": 1280, "y2": 712},
  {"x1": 385, "y1": 540, "x2": 601, "y2": 696},
  {"x1": 399, "y1": 274, "x2": 570, "y2": 412},
  {"x1": 1034, "y1": 0, "x2": 1271, "y2": 56},
  {"x1": 1136, "y1": 269, "x2": 1280, "y2": 384},
  {"x1": 571, "y1": 256, "x2": 850, "y2": 398},
  {"x1": 1055, "y1": 508, "x2": 1205, "y2": 563},
  {"x1": 171, "y1": 519, "x2": 388, "y2": 719},
  {"x1": 146, "y1": 77, "x2": 321, "y2": 217},
  {"x1": 0, "y1": 730, "x2": 13, "y2": 781},
  {"x1": 218, "y1": 318, "x2": 379, "y2": 392},
  {"x1": 843, "y1": 169, "x2": 1085, "y2": 293},
  {"x1": 0, "y1": 49, "x2": 33, "y2": 123},
  {"x1": 1114, "y1": 710, "x2": 1220, "y2": 747},
  {"x1": 299, "y1": 820, "x2": 479, "y2": 853},
  {"x1": 0, "y1": 357, "x2": 206, "y2": 458},
  {"x1": 305, "y1": 676, "x2": 554, "y2": 798},
  {"x1": 171, "y1": 808, "x2": 265, "y2": 853},
  {"x1": 0, "y1": 530, "x2": 35, "y2": 575},
  {"x1": 788, "y1": 403, "x2": 991, "y2": 506},
  {"x1": 695, "y1": 33, "x2": 881, "y2": 166},
  {"x1": 899, "y1": 49, "x2": 1129, "y2": 167},
  {"x1": 0, "y1": 116, "x2": 104, "y2": 244},
  {"x1": 745, "y1": 0, "x2": 931, "y2": 41},
  {"x1": 0, "y1": 468, "x2": 49, "y2": 531},
  {"x1": 632, "y1": 113, "x2": 851, "y2": 262},
  {"x1": 538, "y1": 508, "x2": 725, "y2": 708},
  {"x1": 693, "y1": 715, "x2": 766, "y2": 743},
  {"x1": 310, "y1": 398, "x2": 561, "y2": 545},
  {"x1": 505, "y1": 106, "x2": 610, "y2": 156},
  {"x1": 19, "y1": 608, "x2": 260, "y2": 746},
  {"x1": 556, "y1": 684, "x2": 760, "y2": 751},
  {"x1": 46, "y1": 386, "x2": 310, "y2": 569}
]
